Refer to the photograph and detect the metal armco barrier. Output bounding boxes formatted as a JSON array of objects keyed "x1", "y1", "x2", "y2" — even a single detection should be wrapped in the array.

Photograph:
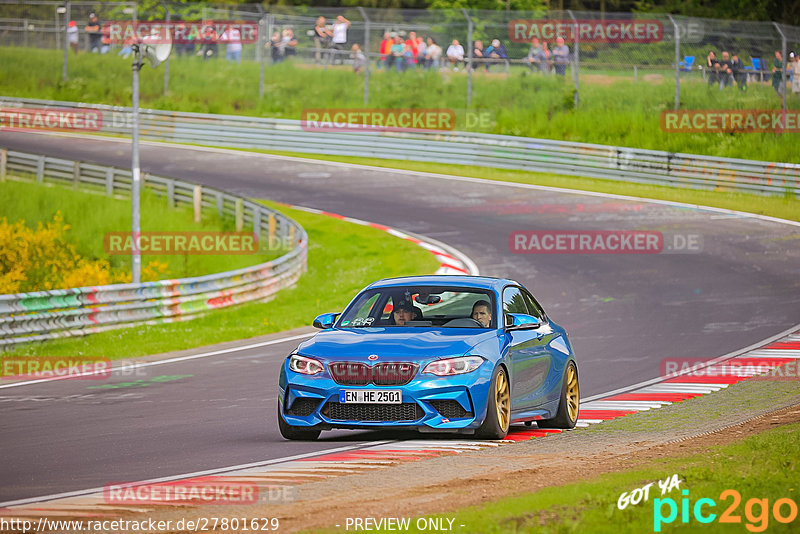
[
  {"x1": 0, "y1": 148, "x2": 308, "y2": 348},
  {"x1": 1, "y1": 96, "x2": 798, "y2": 197}
]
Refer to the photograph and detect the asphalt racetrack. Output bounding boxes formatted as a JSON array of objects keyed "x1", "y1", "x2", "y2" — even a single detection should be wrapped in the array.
[{"x1": 1, "y1": 131, "x2": 798, "y2": 504}]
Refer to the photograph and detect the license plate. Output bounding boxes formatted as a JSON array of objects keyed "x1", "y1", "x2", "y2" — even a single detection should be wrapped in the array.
[{"x1": 339, "y1": 389, "x2": 402, "y2": 404}]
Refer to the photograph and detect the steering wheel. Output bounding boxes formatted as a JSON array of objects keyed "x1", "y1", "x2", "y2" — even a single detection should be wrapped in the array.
[{"x1": 444, "y1": 317, "x2": 485, "y2": 327}]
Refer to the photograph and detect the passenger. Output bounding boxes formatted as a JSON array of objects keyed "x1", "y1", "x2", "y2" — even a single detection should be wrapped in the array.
[
  {"x1": 471, "y1": 300, "x2": 492, "y2": 327},
  {"x1": 392, "y1": 300, "x2": 421, "y2": 325}
]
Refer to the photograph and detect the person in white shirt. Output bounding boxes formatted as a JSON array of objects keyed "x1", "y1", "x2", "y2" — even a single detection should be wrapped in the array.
[
  {"x1": 446, "y1": 39, "x2": 464, "y2": 71},
  {"x1": 331, "y1": 15, "x2": 350, "y2": 64},
  {"x1": 67, "y1": 21, "x2": 79, "y2": 54},
  {"x1": 221, "y1": 26, "x2": 242, "y2": 63},
  {"x1": 426, "y1": 37, "x2": 442, "y2": 70}
]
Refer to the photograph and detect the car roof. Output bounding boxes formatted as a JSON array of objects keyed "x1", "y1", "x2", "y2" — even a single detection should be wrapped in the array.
[{"x1": 366, "y1": 275, "x2": 518, "y2": 292}]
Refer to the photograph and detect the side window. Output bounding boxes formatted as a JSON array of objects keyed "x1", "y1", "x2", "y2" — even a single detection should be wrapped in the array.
[
  {"x1": 348, "y1": 293, "x2": 380, "y2": 326},
  {"x1": 502, "y1": 286, "x2": 527, "y2": 326},
  {"x1": 521, "y1": 290, "x2": 546, "y2": 321}
]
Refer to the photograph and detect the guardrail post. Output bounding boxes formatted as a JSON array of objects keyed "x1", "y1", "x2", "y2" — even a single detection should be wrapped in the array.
[
  {"x1": 193, "y1": 185, "x2": 202, "y2": 222},
  {"x1": 166, "y1": 180, "x2": 174, "y2": 207},
  {"x1": 268, "y1": 213, "x2": 276, "y2": 248},
  {"x1": 288, "y1": 225, "x2": 295, "y2": 250},
  {"x1": 105, "y1": 168, "x2": 114, "y2": 196},
  {"x1": 216, "y1": 192, "x2": 224, "y2": 217},
  {"x1": 36, "y1": 155, "x2": 44, "y2": 183},
  {"x1": 279, "y1": 218, "x2": 289, "y2": 248},
  {"x1": 235, "y1": 198, "x2": 243, "y2": 231},
  {"x1": 0, "y1": 149, "x2": 7, "y2": 182},
  {"x1": 668, "y1": 15, "x2": 680, "y2": 110},
  {"x1": 252, "y1": 206, "x2": 261, "y2": 241},
  {"x1": 72, "y1": 161, "x2": 80, "y2": 188}
]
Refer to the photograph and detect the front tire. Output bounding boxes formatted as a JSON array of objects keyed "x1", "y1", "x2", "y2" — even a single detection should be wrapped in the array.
[
  {"x1": 277, "y1": 404, "x2": 321, "y2": 440},
  {"x1": 538, "y1": 361, "x2": 579, "y2": 429},
  {"x1": 476, "y1": 366, "x2": 511, "y2": 439}
]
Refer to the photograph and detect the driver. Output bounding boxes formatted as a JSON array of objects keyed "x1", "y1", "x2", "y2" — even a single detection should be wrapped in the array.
[
  {"x1": 392, "y1": 300, "x2": 421, "y2": 326},
  {"x1": 471, "y1": 300, "x2": 492, "y2": 327}
]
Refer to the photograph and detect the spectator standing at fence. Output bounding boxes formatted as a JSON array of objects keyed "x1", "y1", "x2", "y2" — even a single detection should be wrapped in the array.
[
  {"x1": 330, "y1": 15, "x2": 350, "y2": 64},
  {"x1": 390, "y1": 35, "x2": 406, "y2": 72},
  {"x1": 313, "y1": 17, "x2": 332, "y2": 65},
  {"x1": 472, "y1": 40, "x2": 484, "y2": 71},
  {"x1": 446, "y1": 39, "x2": 464, "y2": 71},
  {"x1": 221, "y1": 26, "x2": 242, "y2": 63},
  {"x1": 67, "y1": 21, "x2": 79, "y2": 54},
  {"x1": 706, "y1": 51, "x2": 718, "y2": 87},
  {"x1": 404, "y1": 31, "x2": 419, "y2": 69},
  {"x1": 791, "y1": 52, "x2": 800, "y2": 94},
  {"x1": 85, "y1": 12, "x2": 101, "y2": 53},
  {"x1": 527, "y1": 37, "x2": 543, "y2": 72},
  {"x1": 730, "y1": 54, "x2": 746, "y2": 91},
  {"x1": 552, "y1": 37, "x2": 569, "y2": 76},
  {"x1": 200, "y1": 24, "x2": 218, "y2": 60},
  {"x1": 282, "y1": 29, "x2": 298, "y2": 60},
  {"x1": 772, "y1": 50, "x2": 785, "y2": 96},
  {"x1": 118, "y1": 35, "x2": 134, "y2": 58},
  {"x1": 378, "y1": 32, "x2": 392, "y2": 69},
  {"x1": 270, "y1": 31, "x2": 283, "y2": 63},
  {"x1": 351, "y1": 43, "x2": 367, "y2": 74},
  {"x1": 484, "y1": 39, "x2": 507, "y2": 72},
  {"x1": 717, "y1": 51, "x2": 733, "y2": 89},
  {"x1": 99, "y1": 25, "x2": 111, "y2": 54},
  {"x1": 426, "y1": 37, "x2": 442, "y2": 70},
  {"x1": 416, "y1": 35, "x2": 427, "y2": 67},
  {"x1": 541, "y1": 41, "x2": 551, "y2": 73}
]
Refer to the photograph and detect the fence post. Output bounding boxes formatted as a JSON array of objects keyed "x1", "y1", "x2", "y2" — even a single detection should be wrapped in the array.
[
  {"x1": 358, "y1": 7, "x2": 371, "y2": 105},
  {"x1": 55, "y1": 8, "x2": 60, "y2": 50},
  {"x1": 0, "y1": 149, "x2": 7, "y2": 182},
  {"x1": 105, "y1": 168, "x2": 114, "y2": 196},
  {"x1": 62, "y1": 1, "x2": 70, "y2": 82},
  {"x1": 72, "y1": 161, "x2": 80, "y2": 188},
  {"x1": 23, "y1": 18, "x2": 28, "y2": 48},
  {"x1": 567, "y1": 10, "x2": 579, "y2": 108},
  {"x1": 193, "y1": 185, "x2": 202, "y2": 222},
  {"x1": 166, "y1": 180, "x2": 174, "y2": 206},
  {"x1": 668, "y1": 15, "x2": 680, "y2": 110},
  {"x1": 773, "y1": 22, "x2": 787, "y2": 118},
  {"x1": 36, "y1": 155, "x2": 44, "y2": 183},
  {"x1": 161, "y1": 1, "x2": 170, "y2": 96},
  {"x1": 258, "y1": 10, "x2": 265, "y2": 99},
  {"x1": 463, "y1": 8, "x2": 473, "y2": 107}
]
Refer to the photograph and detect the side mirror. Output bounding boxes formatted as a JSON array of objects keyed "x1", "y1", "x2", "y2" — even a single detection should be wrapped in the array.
[
  {"x1": 313, "y1": 312, "x2": 339, "y2": 329},
  {"x1": 506, "y1": 313, "x2": 542, "y2": 330}
]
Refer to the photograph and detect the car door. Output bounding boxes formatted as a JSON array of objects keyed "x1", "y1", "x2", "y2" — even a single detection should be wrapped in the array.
[{"x1": 504, "y1": 286, "x2": 552, "y2": 412}]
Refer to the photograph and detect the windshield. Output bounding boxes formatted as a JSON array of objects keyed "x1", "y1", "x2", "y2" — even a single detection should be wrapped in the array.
[{"x1": 337, "y1": 286, "x2": 496, "y2": 329}]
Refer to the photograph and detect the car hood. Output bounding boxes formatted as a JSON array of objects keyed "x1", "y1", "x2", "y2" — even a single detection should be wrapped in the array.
[{"x1": 296, "y1": 328, "x2": 499, "y2": 361}]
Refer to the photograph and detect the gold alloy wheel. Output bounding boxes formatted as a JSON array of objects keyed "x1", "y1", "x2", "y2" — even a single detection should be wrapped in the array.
[
  {"x1": 566, "y1": 365, "x2": 580, "y2": 423},
  {"x1": 495, "y1": 371, "x2": 510, "y2": 431}
]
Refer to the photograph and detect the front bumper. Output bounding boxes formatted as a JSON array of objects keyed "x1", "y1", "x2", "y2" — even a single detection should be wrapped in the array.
[{"x1": 279, "y1": 362, "x2": 494, "y2": 431}]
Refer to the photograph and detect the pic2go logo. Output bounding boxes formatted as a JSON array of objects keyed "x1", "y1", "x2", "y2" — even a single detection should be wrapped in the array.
[{"x1": 654, "y1": 489, "x2": 798, "y2": 532}]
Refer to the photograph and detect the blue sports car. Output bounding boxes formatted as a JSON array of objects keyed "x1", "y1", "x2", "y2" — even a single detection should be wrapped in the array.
[{"x1": 278, "y1": 275, "x2": 579, "y2": 440}]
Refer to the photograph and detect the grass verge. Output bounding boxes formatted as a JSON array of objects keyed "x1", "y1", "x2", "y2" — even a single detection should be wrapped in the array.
[
  {"x1": 2, "y1": 47, "x2": 798, "y2": 162},
  {"x1": 3, "y1": 201, "x2": 440, "y2": 358},
  {"x1": 249, "y1": 150, "x2": 800, "y2": 224}
]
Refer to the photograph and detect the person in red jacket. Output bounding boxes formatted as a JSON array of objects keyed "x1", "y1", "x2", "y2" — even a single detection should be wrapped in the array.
[
  {"x1": 404, "y1": 31, "x2": 419, "y2": 69},
  {"x1": 378, "y1": 32, "x2": 392, "y2": 69}
]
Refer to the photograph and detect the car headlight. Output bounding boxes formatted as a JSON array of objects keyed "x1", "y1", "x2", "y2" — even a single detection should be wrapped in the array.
[
  {"x1": 288, "y1": 353, "x2": 323, "y2": 375},
  {"x1": 422, "y1": 356, "x2": 484, "y2": 376}
]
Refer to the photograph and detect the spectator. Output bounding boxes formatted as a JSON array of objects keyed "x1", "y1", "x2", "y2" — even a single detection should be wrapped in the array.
[
  {"x1": 552, "y1": 37, "x2": 569, "y2": 76},
  {"x1": 221, "y1": 26, "x2": 242, "y2": 63},
  {"x1": 541, "y1": 41, "x2": 551, "y2": 73},
  {"x1": 472, "y1": 39, "x2": 484, "y2": 71},
  {"x1": 792, "y1": 52, "x2": 800, "y2": 94},
  {"x1": 282, "y1": 28, "x2": 298, "y2": 60},
  {"x1": 527, "y1": 37, "x2": 544, "y2": 72},
  {"x1": 772, "y1": 50, "x2": 785, "y2": 96},
  {"x1": 351, "y1": 43, "x2": 366, "y2": 74},
  {"x1": 378, "y1": 32, "x2": 392, "y2": 69},
  {"x1": 84, "y1": 12, "x2": 102, "y2": 53},
  {"x1": 67, "y1": 21, "x2": 79, "y2": 54},
  {"x1": 425, "y1": 37, "x2": 442, "y2": 70},
  {"x1": 174, "y1": 23, "x2": 195, "y2": 56},
  {"x1": 416, "y1": 35, "x2": 427, "y2": 67},
  {"x1": 706, "y1": 51, "x2": 718, "y2": 86},
  {"x1": 717, "y1": 51, "x2": 734, "y2": 89},
  {"x1": 331, "y1": 15, "x2": 350, "y2": 64},
  {"x1": 446, "y1": 39, "x2": 464, "y2": 71},
  {"x1": 270, "y1": 31, "x2": 283, "y2": 63},
  {"x1": 730, "y1": 54, "x2": 746, "y2": 91},
  {"x1": 484, "y1": 38, "x2": 507, "y2": 72},
  {"x1": 404, "y1": 31, "x2": 419, "y2": 69},
  {"x1": 118, "y1": 35, "x2": 134, "y2": 58},
  {"x1": 200, "y1": 24, "x2": 218, "y2": 60},
  {"x1": 312, "y1": 16, "x2": 332, "y2": 65},
  {"x1": 390, "y1": 35, "x2": 406, "y2": 72}
]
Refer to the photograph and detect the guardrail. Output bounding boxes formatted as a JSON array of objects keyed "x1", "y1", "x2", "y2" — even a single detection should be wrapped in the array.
[
  {"x1": 0, "y1": 148, "x2": 308, "y2": 348},
  {"x1": 1, "y1": 96, "x2": 798, "y2": 197}
]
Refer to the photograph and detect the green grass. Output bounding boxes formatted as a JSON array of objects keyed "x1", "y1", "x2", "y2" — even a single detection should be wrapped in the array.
[
  {"x1": 0, "y1": 178, "x2": 278, "y2": 282},
  {"x1": 4, "y1": 201, "x2": 440, "y2": 358},
  {"x1": 312, "y1": 422, "x2": 800, "y2": 533},
  {"x1": 244, "y1": 150, "x2": 800, "y2": 223},
  {"x1": 2, "y1": 47, "x2": 798, "y2": 163}
]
